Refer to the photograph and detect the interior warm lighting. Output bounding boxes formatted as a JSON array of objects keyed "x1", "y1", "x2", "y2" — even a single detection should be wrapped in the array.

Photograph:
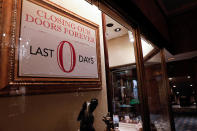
[
  {"x1": 168, "y1": 57, "x2": 175, "y2": 61},
  {"x1": 168, "y1": 78, "x2": 173, "y2": 80},
  {"x1": 141, "y1": 38, "x2": 154, "y2": 56},
  {"x1": 128, "y1": 31, "x2": 134, "y2": 42},
  {"x1": 187, "y1": 76, "x2": 191, "y2": 79},
  {"x1": 92, "y1": 4, "x2": 98, "y2": 9},
  {"x1": 114, "y1": 28, "x2": 121, "y2": 32},
  {"x1": 173, "y1": 85, "x2": 176, "y2": 88}
]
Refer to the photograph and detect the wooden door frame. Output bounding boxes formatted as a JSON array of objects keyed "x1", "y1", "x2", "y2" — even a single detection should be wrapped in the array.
[
  {"x1": 161, "y1": 49, "x2": 176, "y2": 131},
  {"x1": 133, "y1": 27, "x2": 151, "y2": 131}
]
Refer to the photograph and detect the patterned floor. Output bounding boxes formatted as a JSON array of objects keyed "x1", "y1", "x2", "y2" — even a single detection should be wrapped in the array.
[{"x1": 174, "y1": 114, "x2": 197, "y2": 131}]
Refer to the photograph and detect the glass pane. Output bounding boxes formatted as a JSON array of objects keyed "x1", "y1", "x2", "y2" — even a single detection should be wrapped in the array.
[
  {"x1": 141, "y1": 38, "x2": 172, "y2": 131},
  {"x1": 165, "y1": 49, "x2": 197, "y2": 131},
  {"x1": 106, "y1": 14, "x2": 143, "y2": 131}
]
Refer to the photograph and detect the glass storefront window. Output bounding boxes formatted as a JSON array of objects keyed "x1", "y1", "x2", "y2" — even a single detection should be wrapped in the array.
[
  {"x1": 141, "y1": 38, "x2": 172, "y2": 131},
  {"x1": 105, "y1": 14, "x2": 143, "y2": 131}
]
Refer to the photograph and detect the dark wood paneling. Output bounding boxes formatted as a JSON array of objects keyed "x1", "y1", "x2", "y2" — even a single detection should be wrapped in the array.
[
  {"x1": 130, "y1": 0, "x2": 170, "y2": 41},
  {"x1": 0, "y1": 0, "x2": 13, "y2": 89},
  {"x1": 96, "y1": 0, "x2": 174, "y2": 53},
  {"x1": 145, "y1": 64, "x2": 162, "y2": 113},
  {"x1": 161, "y1": 50, "x2": 176, "y2": 131},
  {"x1": 0, "y1": 0, "x2": 3, "y2": 84},
  {"x1": 168, "y1": 8, "x2": 197, "y2": 54}
]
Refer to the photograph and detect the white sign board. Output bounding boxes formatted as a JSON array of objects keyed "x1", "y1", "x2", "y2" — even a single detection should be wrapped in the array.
[{"x1": 19, "y1": 0, "x2": 99, "y2": 78}]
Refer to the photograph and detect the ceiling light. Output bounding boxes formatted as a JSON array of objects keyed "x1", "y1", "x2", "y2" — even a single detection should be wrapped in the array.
[
  {"x1": 187, "y1": 76, "x2": 191, "y2": 79},
  {"x1": 106, "y1": 23, "x2": 114, "y2": 27},
  {"x1": 173, "y1": 85, "x2": 176, "y2": 88},
  {"x1": 168, "y1": 57, "x2": 175, "y2": 61},
  {"x1": 114, "y1": 28, "x2": 121, "y2": 32},
  {"x1": 168, "y1": 78, "x2": 173, "y2": 81}
]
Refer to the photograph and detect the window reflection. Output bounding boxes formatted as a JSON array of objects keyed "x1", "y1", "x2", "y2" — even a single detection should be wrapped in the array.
[
  {"x1": 105, "y1": 13, "x2": 143, "y2": 130},
  {"x1": 141, "y1": 36, "x2": 172, "y2": 131}
]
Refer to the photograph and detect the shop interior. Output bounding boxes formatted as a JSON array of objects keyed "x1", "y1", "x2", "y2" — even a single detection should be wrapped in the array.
[
  {"x1": 165, "y1": 51, "x2": 197, "y2": 112},
  {"x1": 105, "y1": 14, "x2": 172, "y2": 131},
  {"x1": 0, "y1": 0, "x2": 196, "y2": 131},
  {"x1": 164, "y1": 50, "x2": 197, "y2": 131},
  {"x1": 105, "y1": 14, "x2": 144, "y2": 131}
]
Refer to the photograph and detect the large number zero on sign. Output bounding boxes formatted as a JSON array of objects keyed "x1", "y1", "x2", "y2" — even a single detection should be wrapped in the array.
[{"x1": 57, "y1": 41, "x2": 76, "y2": 73}]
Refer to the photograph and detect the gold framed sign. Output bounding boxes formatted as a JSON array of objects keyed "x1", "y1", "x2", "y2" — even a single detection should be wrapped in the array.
[{"x1": 0, "y1": 0, "x2": 102, "y2": 93}]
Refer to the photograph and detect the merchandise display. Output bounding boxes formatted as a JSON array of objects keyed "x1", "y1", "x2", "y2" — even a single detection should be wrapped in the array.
[{"x1": 110, "y1": 67, "x2": 143, "y2": 131}]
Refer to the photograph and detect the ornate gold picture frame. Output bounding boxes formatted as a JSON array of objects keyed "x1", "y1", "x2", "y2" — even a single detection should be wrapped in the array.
[{"x1": 0, "y1": 0, "x2": 102, "y2": 94}]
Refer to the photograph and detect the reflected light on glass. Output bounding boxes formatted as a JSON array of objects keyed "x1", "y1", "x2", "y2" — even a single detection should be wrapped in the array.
[
  {"x1": 128, "y1": 31, "x2": 134, "y2": 43},
  {"x1": 168, "y1": 78, "x2": 173, "y2": 81},
  {"x1": 168, "y1": 57, "x2": 175, "y2": 61},
  {"x1": 133, "y1": 80, "x2": 137, "y2": 88},
  {"x1": 187, "y1": 76, "x2": 191, "y2": 79},
  {"x1": 141, "y1": 38, "x2": 154, "y2": 56},
  {"x1": 190, "y1": 84, "x2": 193, "y2": 87},
  {"x1": 173, "y1": 85, "x2": 176, "y2": 88}
]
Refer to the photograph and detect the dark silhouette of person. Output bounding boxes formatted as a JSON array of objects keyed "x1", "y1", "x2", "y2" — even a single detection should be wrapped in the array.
[{"x1": 77, "y1": 98, "x2": 98, "y2": 131}]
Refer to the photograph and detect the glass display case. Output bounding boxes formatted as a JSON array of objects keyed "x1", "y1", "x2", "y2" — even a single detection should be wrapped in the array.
[{"x1": 110, "y1": 66, "x2": 142, "y2": 131}]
